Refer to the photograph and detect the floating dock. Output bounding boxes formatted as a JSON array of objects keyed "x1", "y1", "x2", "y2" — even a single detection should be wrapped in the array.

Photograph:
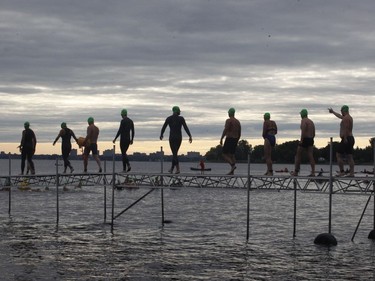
[
  {"x1": 0, "y1": 172, "x2": 374, "y2": 194},
  {"x1": 1, "y1": 140, "x2": 375, "y2": 244}
]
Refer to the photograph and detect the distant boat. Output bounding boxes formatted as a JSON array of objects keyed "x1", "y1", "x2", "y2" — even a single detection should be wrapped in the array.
[{"x1": 190, "y1": 167, "x2": 212, "y2": 171}]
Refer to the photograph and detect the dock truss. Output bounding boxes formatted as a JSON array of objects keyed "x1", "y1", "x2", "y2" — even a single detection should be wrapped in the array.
[{"x1": 0, "y1": 172, "x2": 374, "y2": 194}]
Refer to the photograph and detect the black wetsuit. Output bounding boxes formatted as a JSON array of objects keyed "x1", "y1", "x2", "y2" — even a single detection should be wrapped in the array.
[
  {"x1": 21, "y1": 128, "x2": 36, "y2": 174},
  {"x1": 61, "y1": 128, "x2": 76, "y2": 169},
  {"x1": 114, "y1": 117, "x2": 135, "y2": 170},
  {"x1": 160, "y1": 114, "x2": 192, "y2": 169}
]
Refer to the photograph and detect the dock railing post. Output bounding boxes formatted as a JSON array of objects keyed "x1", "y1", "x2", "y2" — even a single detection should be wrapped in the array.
[
  {"x1": 56, "y1": 157, "x2": 59, "y2": 225},
  {"x1": 328, "y1": 138, "x2": 333, "y2": 234},
  {"x1": 161, "y1": 146, "x2": 164, "y2": 174},
  {"x1": 368, "y1": 138, "x2": 375, "y2": 239},
  {"x1": 8, "y1": 153, "x2": 11, "y2": 215},
  {"x1": 160, "y1": 146, "x2": 165, "y2": 226},
  {"x1": 246, "y1": 150, "x2": 251, "y2": 241},
  {"x1": 103, "y1": 158, "x2": 107, "y2": 223},
  {"x1": 293, "y1": 178, "x2": 297, "y2": 238},
  {"x1": 103, "y1": 159, "x2": 106, "y2": 223},
  {"x1": 373, "y1": 138, "x2": 375, "y2": 231},
  {"x1": 111, "y1": 145, "x2": 116, "y2": 232},
  {"x1": 314, "y1": 137, "x2": 337, "y2": 246}
]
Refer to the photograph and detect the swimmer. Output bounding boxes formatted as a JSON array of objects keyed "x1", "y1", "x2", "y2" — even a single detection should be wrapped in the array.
[
  {"x1": 83, "y1": 117, "x2": 102, "y2": 173},
  {"x1": 291, "y1": 109, "x2": 316, "y2": 176},
  {"x1": 262, "y1": 112, "x2": 277, "y2": 176},
  {"x1": 53, "y1": 122, "x2": 78, "y2": 173},
  {"x1": 160, "y1": 106, "x2": 192, "y2": 174},
  {"x1": 220, "y1": 108, "x2": 241, "y2": 175},
  {"x1": 113, "y1": 109, "x2": 135, "y2": 173},
  {"x1": 328, "y1": 105, "x2": 355, "y2": 177},
  {"x1": 19, "y1": 121, "x2": 37, "y2": 175}
]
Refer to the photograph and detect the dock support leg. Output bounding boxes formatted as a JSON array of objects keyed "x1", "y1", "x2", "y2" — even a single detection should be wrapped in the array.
[
  {"x1": 8, "y1": 153, "x2": 11, "y2": 215},
  {"x1": 368, "y1": 138, "x2": 375, "y2": 239},
  {"x1": 111, "y1": 145, "x2": 116, "y2": 232},
  {"x1": 56, "y1": 157, "x2": 59, "y2": 225},
  {"x1": 161, "y1": 189, "x2": 165, "y2": 226},
  {"x1": 246, "y1": 151, "x2": 251, "y2": 241},
  {"x1": 314, "y1": 137, "x2": 337, "y2": 246},
  {"x1": 293, "y1": 179, "x2": 297, "y2": 238}
]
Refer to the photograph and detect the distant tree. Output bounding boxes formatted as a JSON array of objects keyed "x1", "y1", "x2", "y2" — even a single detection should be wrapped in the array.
[
  {"x1": 273, "y1": 140, "x2": 299, "y2": 163},
  {"x1": 251, "y1": 145, "x2": 264, "y2": 163},
  {"x1": 354, "y1": 146, "x2": 373, "y2": 164},
  {"x1": 318, "y1": 143, "x2": 331, "y2": 162},
  {"x1": 205, "y1": 145, "x2": 223, "y2": 161},
  {"x1": 204, "y1": 139, "x2": 375, "y2": 164},
  {"x1": 235, "y1": 139, "x2": 252, "y2": 161},
  {"x1": 204, "y1": 139, "x2": 252, "y2": 162}
]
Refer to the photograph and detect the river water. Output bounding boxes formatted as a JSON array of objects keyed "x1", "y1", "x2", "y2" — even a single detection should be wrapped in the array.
[{"x1": 1, "y1": 159, "x2": 375, "y2": 280}]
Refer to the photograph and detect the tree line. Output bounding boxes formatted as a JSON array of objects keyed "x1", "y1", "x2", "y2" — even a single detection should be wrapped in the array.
[{"x1": 204, "y1": 139, "x2": 375, "y2": 164}]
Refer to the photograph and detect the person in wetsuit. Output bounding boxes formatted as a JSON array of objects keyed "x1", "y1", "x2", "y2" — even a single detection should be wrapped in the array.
[
  {"x1": 53, "y1": 122, "x2": 78, "y2": 173},
  {"x1": 262, "y1": 112, "x2": 277, "y2": 176},
  {"x1": 19, "y1": 121, "x2": 37, "y2": 175},
  {"x1": 113, "y1": 109, "x2": 135, "y2": 172},
  {"x1": 160, "y1": 106, "x2": 192, "y2": 174}
]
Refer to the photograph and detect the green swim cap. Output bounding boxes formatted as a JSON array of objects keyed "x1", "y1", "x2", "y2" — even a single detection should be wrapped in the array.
[
  {"x1": 300, "y1": 109, "x2": 308, "y2": 118},
  {"x1": 87, "y1": 117, "x2": 94, "y2": 124},
  {"x1": 264, "y1": 112, "x2": 270, "y2": 120},
  {"x1": 228, "y1": 108, "x2": 235, "y2": 115},
  {"x1": 24, "y1": 121, "x2": 30, "y2": 128},
  {"x1": 172, "y1": 106, "x2": 180, "y2": 113},
  {"x1": 121, "y1": 109, "x2": 127, "y2": 116},
  {"x1": 341, "y1": 105, "x2": 349, "y2": 112},
  {"x1": 61, "y1": 122, "x2": 67, "y2": 128}
]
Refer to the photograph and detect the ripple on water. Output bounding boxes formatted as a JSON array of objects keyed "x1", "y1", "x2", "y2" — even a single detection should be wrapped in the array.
[{"x1": 1, "y1": 186, "x2": 375, "y2": 280}]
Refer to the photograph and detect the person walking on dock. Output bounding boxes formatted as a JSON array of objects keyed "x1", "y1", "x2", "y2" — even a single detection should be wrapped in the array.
[
  {"x1": 83, "y1": 117, "x2": 102, "y2": 173},
  {"x1": 262, "y1": 112, "x2": 277, "y2": 176},
  {"x1": 328, "y1": 105, "x2": 355, "y2": 177},
  {"x1": 160, "y1": 106, "x2": 192, "y2": 174},
  {"x1": 291, "y1": 109, "x2": 315, "y2": 176},
  {"x1": 113, "y1": 109, "x2": 135, "y2": 173},
  {"x1": 53, "y1": 122, "x2": 78, "y2": 173},
  {"x1": 19, "y1": 121, "x2": 37, "y2": 175},
  {"x1": 220, "y1": 108, "x2": 241, "y2": 175}
]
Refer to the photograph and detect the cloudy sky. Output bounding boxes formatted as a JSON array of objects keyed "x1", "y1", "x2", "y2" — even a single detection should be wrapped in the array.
[{"x1": 1, "y1": 0, "x2": 375, "y2": 155}]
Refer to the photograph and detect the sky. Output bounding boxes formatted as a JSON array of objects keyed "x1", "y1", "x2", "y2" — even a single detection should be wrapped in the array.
[{"x1": 1, "y1": 0, "x2": 375, "y2": 156}]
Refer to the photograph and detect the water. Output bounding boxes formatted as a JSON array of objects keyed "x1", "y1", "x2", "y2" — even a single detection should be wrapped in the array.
[{"x1": 1, "y1": 160, "x2": 375, "y2": 280}]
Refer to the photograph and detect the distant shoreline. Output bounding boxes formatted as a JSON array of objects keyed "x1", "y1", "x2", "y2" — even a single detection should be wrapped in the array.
[
  {"x1": 1, "y1": 155, "x2": 375, "y2": 166},
  {"x1": 0, "y1": 153, "x2": 203, "y2": 163}
]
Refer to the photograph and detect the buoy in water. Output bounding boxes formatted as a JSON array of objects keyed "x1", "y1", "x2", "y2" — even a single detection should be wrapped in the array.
[
  {"x1": 368, "y1": 229, "x2": 375, "y2": 240},
  {"x1": 314, "y1": 233, "x2": 337, "y2": 246}
]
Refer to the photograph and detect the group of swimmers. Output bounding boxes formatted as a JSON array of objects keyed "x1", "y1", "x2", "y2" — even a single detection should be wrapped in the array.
[
  {"x1": 263, "y1": 105, "x2": 355, "y2": 177},
  {"x1": 18, "y1": 104, "x2": 354, "y2": 177}
]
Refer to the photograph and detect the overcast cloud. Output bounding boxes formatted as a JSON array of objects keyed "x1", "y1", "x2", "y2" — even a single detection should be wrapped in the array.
[{"x1": 1, "y1": 0, "x2": 375, "y2": 154}]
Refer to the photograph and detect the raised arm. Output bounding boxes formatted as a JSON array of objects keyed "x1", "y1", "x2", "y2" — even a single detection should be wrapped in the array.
[{"x1": 328, "y1": 108, "x2": 343, "y2": 119}]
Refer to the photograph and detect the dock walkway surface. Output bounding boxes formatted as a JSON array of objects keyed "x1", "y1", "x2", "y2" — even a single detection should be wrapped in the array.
[{"x1": 0, "y1": 172, "x2": 374, "y2": 194}]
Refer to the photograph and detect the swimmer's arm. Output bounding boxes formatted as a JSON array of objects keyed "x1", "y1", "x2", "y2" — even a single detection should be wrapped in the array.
[{"x1": 328, "y1": 108, "x2": 343, "y2": 119}]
